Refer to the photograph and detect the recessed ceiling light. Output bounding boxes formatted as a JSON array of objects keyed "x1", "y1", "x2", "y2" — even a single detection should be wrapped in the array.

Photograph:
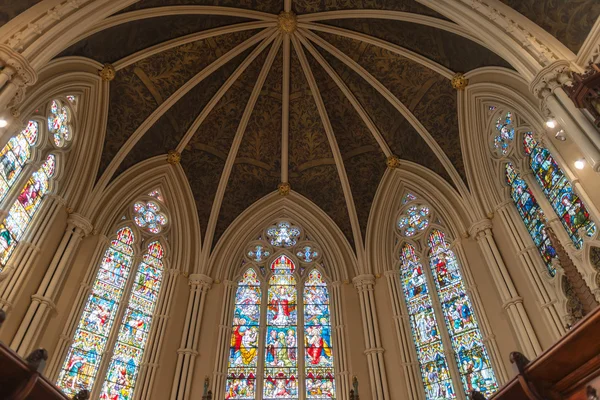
[
  {"x1": 546, "y1": 119, "x2": 557, "y2": 129},
  {"x1": 0, "y1": 119, "x2": 7, "y2": 128},
  {"x1": 574, "y1": 159, "x2": 585, "y2": 170}
]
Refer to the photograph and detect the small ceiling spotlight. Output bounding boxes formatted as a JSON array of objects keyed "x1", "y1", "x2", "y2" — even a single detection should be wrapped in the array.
[
  {"x1": 546, "y1": 119, "x2": 557, "y2": 129},
  {"x1": 574, "y1": 159, "x2": 586, "y2": 170},
  {"x1": 554, "y1": 129, "x2": 566, "y2": 141},
  {"x1": 0, "y1": 119, "x2": 7, "y2": 128}
]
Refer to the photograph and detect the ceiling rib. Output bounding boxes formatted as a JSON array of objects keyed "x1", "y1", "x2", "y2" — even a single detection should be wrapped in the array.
[
  {"x1": 301, "y1": 28, "x2": 470, "y2": 198},
  {"x1": 85, "y1": 28, "x2": 276, "y2": 212},
  {"x1": 296, "y1": 31, "x2": 392, "y2": 158},
  {"x1": 299, "y1": 22, "x2": 454, "y2": 79},
  {"x1": 281, "y1": 33, "x2": 291, "y2": 184},
  {"x1": 115, "y1": 20, "x2": 276, "y2": 70},
  {"x1": 292, "y1": 34, "x2": 366, "y2": 265},
  {"x1": 176, "y1": 32, "x2": 279, "y2": 152},
  {"x1": 201, "y1": 34, "x2": 283, "y2": 262}
]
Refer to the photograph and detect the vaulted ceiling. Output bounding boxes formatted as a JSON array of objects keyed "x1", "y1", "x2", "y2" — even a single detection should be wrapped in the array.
[{"x1": 27, "y1": 0, "x2": 597, "y2": 249}]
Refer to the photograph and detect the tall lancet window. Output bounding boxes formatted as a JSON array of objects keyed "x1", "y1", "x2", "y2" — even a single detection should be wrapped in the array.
[
  {"x1": 396, "y1": 195, "x2": 499, "y2": 399},
  {"x1": 58, "y1": 191, "x2": 170, "y2": 399},
  {"x1": 224, "y1": 221, "x2": 336, "y2": 399}
]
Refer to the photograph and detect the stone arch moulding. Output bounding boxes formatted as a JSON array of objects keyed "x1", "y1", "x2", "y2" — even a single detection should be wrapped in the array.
[
  {"x1": 88, "y1": 155, "x2": 200, "y2": 275},
  {"x1": 367, "y1": 162, "x2": 473, "y2": 277},
  {"x1": 208, "y1": 191, "x2": 357, "y2": 282}
]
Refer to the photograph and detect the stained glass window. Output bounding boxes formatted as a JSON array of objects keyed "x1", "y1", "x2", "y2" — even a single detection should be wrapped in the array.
[
  {"x1": 0, "y1": 120, "x2": 39, "y2": 202},
  {"x1": 505, "y1": 163, "x2": 556, "y2": 275},
  {"x1": 304, "y1": 269, "x2": 335, "y2": 399},
  {"x1": 267, "y1": 222, "x2": 300, "y2": 247},
  {"x1": 248, "y1": 245, "x2": 270, "y2": 263},
  {"x1": 523, "y1": 133, "x2": 596, "y2": 249},
  {"x1": 492, "y1": 112, "x2": 515, "y2": 156},
  {"x1": 402, "y1": 193, "x2": 417, "y2": 205},
  {"x1": 147, "y1": 190, "x2": 164, "y2": 202},
  {"x1": 264, "y1": 255, "x2": 298, "y2": 399},
  {"x1": 226, "y1": 268, "x2": 261, "y2": 399},
  {"x1": 428, "y1": 230, "x2": 498, "y2": 397},
  {"x1": 57, "y1": 227, "x2": 135, "y2": 397},
  {"x1": 399, "y1": 243, "x2": 455, "y2": 399},
  {"x1": 133, "y1": 201, "x2": 167, "y2": 234},
  {"x1": 398, "y1": 205, "x2": 431, "y2": 237},
  {"x1": 0, "y1": 154, "x2": 56, "y2": 270},
  {"x1": 100, "y1": 241, "x2": 166, "y2": 400},
  {"x1": 297, "y1": 246, "x2": 318, "y2": 263},
  {"x1": 48, "y1": 99, "x2": 72, "y2": 148}
]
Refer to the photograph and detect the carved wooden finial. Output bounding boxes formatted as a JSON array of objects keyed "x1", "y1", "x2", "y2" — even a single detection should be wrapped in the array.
[
  {"x1": 278, "y1": 182, "x2": 291, "y2": 196},
  {"x1": 451, "y1": 73, "x2": 469, "y2": 90},
  {"x1": 98, "y1": 63, "x2": 116, "y2": 82},
  {"x1": 166, "y1": 150, "x2": 181, "y2": 165},
  {"x1": 278, "y1": 11, "x2": 297, "y2": 33},
  {"x1": 386, "y1": 155, "x2": 400, "y2": 169}
]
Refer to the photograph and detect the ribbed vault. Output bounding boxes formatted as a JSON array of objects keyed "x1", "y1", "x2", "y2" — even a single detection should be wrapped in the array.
[{"x1": 48, "y1": 0, "x2": 585, "y2": 253}]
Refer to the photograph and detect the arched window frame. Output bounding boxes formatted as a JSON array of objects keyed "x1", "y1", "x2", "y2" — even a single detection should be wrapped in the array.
[
  {"x1": 391, "y1": 195, "x2": 500, "y2": 400},
  {"x1": 222, "y1": 220, "x2": 338, "y2": 400},
  {"x1": 55, "y1": 192, "x2": 173, "y2": 400},
  {"x1": 0, "y1": 94, "x2": 78, "y2": 272}
]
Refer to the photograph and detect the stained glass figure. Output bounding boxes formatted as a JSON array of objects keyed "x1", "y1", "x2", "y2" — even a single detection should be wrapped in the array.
[
  {"x1": 0, "y1": 154, "x2": 56, "y2": 269},
  {"x1": 267, "y1": 222, "x2": 300, "y2": 247},
  {"x1": 0, "y1": 120, "x2": 39, "y2": 202},
  {"x1": 402, "y1": 193, "x2": 417, "y2": 205},
  {"x1": 248, "y1": 244, "x2": 270, "y2": 263},
  {"x1": 47, "y1": 99, "x2": 72, "y2": 147},
  {"x1": 57, "y1": 227, "x2": 135, "y2": 397},
  {"x1": 505, "y1": 163, "x2": 557, "y2": 274},
  {"x1": 492, "y1": 112, "x2": 515, "y2": 156},
  {"x1": 297, "y1": 246, "x2": 318, "y2": 263},
  {"x1": 264, "y1": 255, "x2": 298, "y2": 400},
  {"x1": 523, "y1": 133, "x2": 596, "y2": 249},
  {"x1": 133, "y1": 201, "x2": 167, "y2": 234},
  {"x1": 398, "y1": 205, "x2": 430, "y2": 237},
  {"x1": 226, "y1": 268, "x2": 261, "y2": 399},
  {"x1": 399, "y1": 243, "x2": 455, "y2": 399},
  {"x1": 428, "y1": 230, "x2": 498, "y2": 397},
  {"x1": 304, "y1": 269, "x2": 336, "y2": 399},
  {"x1": 147, "y1": 190, "x2": 164, "y2": 202},
  {"x1": 99, "y1": 241, "x2": 165, "y2": 400}
]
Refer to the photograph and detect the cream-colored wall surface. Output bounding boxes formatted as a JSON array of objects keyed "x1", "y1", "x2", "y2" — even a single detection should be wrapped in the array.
[
  {"x1": 189, "y1": 283, "x2": 223, "y2": 397},
  {"x1": 152, "y1": 273, "x2": 189, "y2": 400},
  {"x1": 490, "y1": 214, "x2": 556, "y2": 350},
  {"x1": 460, "y1": 234, "x2": 518, "y2": 376},
  {"x1": 342, "y1": 282, "x2": 371, "y2": 397},
  {"x1": 40, "y1": 233, "x2": 100, "y2": 363},
  {"x1": 373, "y1": 276, "x2": 408, "y2": 398},
  {"x1": 0, "y1": 208, "x2": 67, "y2": 344}
]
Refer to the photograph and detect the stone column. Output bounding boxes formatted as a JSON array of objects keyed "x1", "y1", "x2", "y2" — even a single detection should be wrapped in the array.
[
  {"x1": 211, "y1": 279, "x2": 235, "y2": 397},
  {"x1": 469, "y1": 219, "x2": 542, "y2": 359},
  {"x1": 331, "y1": 281, "x2": 351, "y2": 400},
  {"x1": 383, "y1": 269, "x2": 423, "y2": 400},
  {"x1": 353, "y1": 274, "x2": 390, "y2": 400},
  {"x1": 530, "y1": 61, "x2": 600, "y2": 172},
  {"x1": 170, "y1": 273, "x2": 212, "y2": 400},
  {"x1": 10, "y1": 213, "x2": 92, "y2": 356}
]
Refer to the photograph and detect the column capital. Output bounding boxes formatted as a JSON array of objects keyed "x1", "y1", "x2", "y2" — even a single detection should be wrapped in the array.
[
  {"x1": 352, "y1": 274, "x2": 375, "y2": 291},
  {"x1": 529, "y1": 60, "x2": 572, "y2": 99},
  {"x1": 468, "y1": 218, "x2": 493, "y2": 238},
  {"x1": 384, "y1": 269, "x2": 397, "y2": 278},
  {"x1": 67, "y1": 213, "x2": 93, "y2": 236},
  {"x1": 189, "y1": 273, "x2": 213, "y2": 291},
  {"x1": 502, "y1": 296, "x2": 523, "y2": 310},
  {"x1": 177, "y1": 347, "x2": 199, "y2": 356},
  {"x1": 0, "y1": 45, "x2": 37, "y2": 86},
  {"x1": 363, "y1": 347, "x2": 385, "y2": 355}
]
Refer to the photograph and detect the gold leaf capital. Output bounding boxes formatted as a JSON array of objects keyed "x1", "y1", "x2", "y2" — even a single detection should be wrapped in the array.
[
  {"x1": 98, "y1": 63, "x2": 116, "y2": 82},
  {"x1": 386, "y1": 155, "x2": 401, "y2": 169},
  {"x1": 167, "y1": 150, "x2": 181, "y2": 165},
  {"x1": 278, "y1": 182, "x2": 291, "y2": 196},
  {"x1": 451, "y1": 73, "x2": 469, "y2": 90},
  {"x1": 278, "y1": 11, "x2": 297, "y2": 33}
]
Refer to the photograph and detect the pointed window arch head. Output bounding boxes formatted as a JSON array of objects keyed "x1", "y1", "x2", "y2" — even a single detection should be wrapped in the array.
[
  {"x1": 427, "y1": 230, "x2": 499, "y2": 396},
  {"x1": 133, "y1": 200, "x2": 167, "y2": 234},
  {"x1": 523, "y1": 133, "x2": 596, "y2": 248},
  {"x1": 48, "y1": 99, "x2": 72, "y2": 147},
  {"x1": 0, "y1": 120, "x2": 39, "y2": 201},
  {"x1": 492, "y1": 111, "x2": 515, "y2": 156},
  {"x1": 399, "y1": 243, "x2": 456, "y2": 399},
  {"x1": 57, "y1": 226, "x2": 135, "y2": 397},
  {"x1": 398, "y1": 205, "x2": 431, "y2": 237},
  {"x1": 267, "y1": 222, "x2": 301, "y2": 247},
  {"x1": 147, "y1": 189, "x2": 164, "y2": 202},
  {"x1": 402, "y1": 192, "x2": 418, "y2": 205},
  {"x1": 505, "y1": 163, "x2": 557, "y2": 275}
]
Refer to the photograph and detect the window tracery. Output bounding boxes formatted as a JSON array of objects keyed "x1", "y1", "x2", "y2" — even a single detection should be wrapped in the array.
[
  {"x1": 47, "y1": 98, "x2": 73, "y2": 148},
  {"x1": 225, "y1": 221, "x2": 336, "y2": 399},
  {"x1": 395, "y1": 194, "x2": 498, "y2": 399}
]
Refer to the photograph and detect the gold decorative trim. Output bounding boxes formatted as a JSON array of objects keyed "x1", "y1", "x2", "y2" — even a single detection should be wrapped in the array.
[
  {"x1": 451, "y1": 73, "x2": 469, "y2": 90},
  {"x1": 386, "y1": 155, "x2": 401, "y2": 169},
  {"x1": 167, "y1": 150, "x2": 181, "y2": 165},
  {"x1": 278, "y1": 11, "x2": 297, "y2": 33},
  {"x1": 98, "y1": 63, "x2": 116, "y2": 82},
  {"x1": 278, "y1": 182, "x2": 291, "y2": 196}
]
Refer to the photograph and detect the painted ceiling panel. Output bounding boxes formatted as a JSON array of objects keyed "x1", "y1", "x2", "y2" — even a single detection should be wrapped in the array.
[
  {"x1": 498, "y1": 0, "x2": 600, "y2": 53},
  {"x1": 323, "y1": 19, "x2": 512, "y2": 72},
  {"x1": 0, "y1": 0, "x2": 41, "y2": 26},
  {"x1": 308, "y1": 50, "x2": 386, "y2": 238},
  {"x1": 292, "y1": 0, "x2": 444, "y2": 19},
  {"x1": 97, "y1": 29, "x2": 259, "y2": 179},
  {"x1": 182, "y1": 45, "x2": 270, "y2": 235},
  {"x1": 213, "y1": 48, "x2": 283, "y2": 248},
  {"x1": 58, "y1": 15, "x2": 249, "y2": 64},
  {"x1": 120, "y1": 0, "x2": 283, "y2": 14}
]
